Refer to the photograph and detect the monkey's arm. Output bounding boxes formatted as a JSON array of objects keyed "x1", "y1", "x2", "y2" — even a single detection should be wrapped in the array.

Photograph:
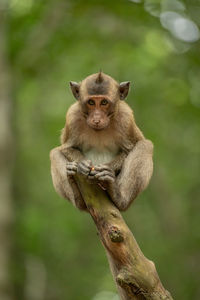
[
  {"x1": 62, "y1": 147, "x2": 127, "y2": 175},
  {"x1": 61, "y1": 146, "x2": 84, "y2": 162},
  {"x1": 50, "y1": 146, "x2": 87, "y2": 210}
]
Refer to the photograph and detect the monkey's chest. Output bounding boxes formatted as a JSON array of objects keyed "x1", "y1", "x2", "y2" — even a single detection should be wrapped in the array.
[{"x1": 83, "y1": 148, "x2": 118, "y2": 165}]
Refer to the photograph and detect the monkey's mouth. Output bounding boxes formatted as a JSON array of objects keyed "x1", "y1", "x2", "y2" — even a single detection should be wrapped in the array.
[
  {"x1": 91, "y1": 125, "x2": 105, "y2": 131},
  {"x1": 89, "y1": 123, "x2": 108, "y2": 131}
]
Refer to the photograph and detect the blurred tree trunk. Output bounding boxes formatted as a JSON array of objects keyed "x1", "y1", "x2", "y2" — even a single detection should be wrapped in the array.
[{"x1": 0, "y1": 9, "x2": 14, "y2": 300}]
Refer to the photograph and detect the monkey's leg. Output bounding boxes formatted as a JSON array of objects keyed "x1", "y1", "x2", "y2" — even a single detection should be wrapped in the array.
[
  {"x1": 107, "y1": 152, "x2": 127, "y2": 175},
  {"x1": 50, "y1": 147, "x2": 87, "y2": 211},
  {"x1": 115, "y1": 139, "x2": 153, "y2": 210},
  {"x1": 92, "y1": 140, "x2": 153, "y2": 211}
]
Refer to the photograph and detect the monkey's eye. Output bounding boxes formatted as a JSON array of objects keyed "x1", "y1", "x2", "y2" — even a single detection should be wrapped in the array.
[
  {"x1": 101, "y1": 99, "x2": 108, "y2": 105},
  {"x1": 88, "y1": 99, "x2": 95, "y2": 106}
]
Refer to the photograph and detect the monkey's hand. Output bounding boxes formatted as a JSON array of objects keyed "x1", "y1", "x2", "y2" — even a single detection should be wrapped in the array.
[
  {"x1": 91, "y1": 164, "x2": 121, "y2": 208},
  {"x1": 91, "y1": 164, "x2": 115, "y2": 184},
  {"x1": 66, "y1": 161, "x2": 78, "y2": 176},
  {"x1": 77, "y1": 160, "x2": 93, "y2": 177}
]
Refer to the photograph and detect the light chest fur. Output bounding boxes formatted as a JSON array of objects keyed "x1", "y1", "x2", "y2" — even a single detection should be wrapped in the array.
[
  {"x1": 83, "y1": 148, "x2": 117, "y2": 165},
  {"x1": 80, "y1": 127, "x2": 120, "y2": 165}
]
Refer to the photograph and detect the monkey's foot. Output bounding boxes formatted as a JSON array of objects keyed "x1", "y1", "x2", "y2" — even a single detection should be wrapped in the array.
[
  {"x1": 66, "y1": 162, "x2": 78, "y2": 176},
  {"x1": 77, "y1": 160, "x2": 93, "y2": 177},
  {"x1": 92, "y1": 165, "x2": 115, "y2": 183}
]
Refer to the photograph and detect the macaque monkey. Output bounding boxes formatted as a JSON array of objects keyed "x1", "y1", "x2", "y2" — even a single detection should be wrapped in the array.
[{"x1": 50, "y1": 72, "x2": 153, "y2": 211}]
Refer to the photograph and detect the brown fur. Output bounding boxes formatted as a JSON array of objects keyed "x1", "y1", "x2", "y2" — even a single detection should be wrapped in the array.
[
  {"x1": 61, "y1": 101, "x2": 143, "y2": 149},
  {"x1": 50, "y1": 72, "x2": 153, "y2": 211}
]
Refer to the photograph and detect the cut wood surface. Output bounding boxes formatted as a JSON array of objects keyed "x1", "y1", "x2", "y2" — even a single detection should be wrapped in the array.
[{"x1": 76, "y1": 176, "x2": 173, "y2": 300}]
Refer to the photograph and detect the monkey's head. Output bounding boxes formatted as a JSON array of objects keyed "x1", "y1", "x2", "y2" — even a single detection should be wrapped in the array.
[{"x1": 69, "y1": 72, "x2": 130, "y2": 131}]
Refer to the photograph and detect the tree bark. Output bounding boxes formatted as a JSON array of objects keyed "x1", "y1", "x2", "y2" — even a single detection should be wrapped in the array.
[{"x1": 76, "y1": 176, "x2": 173, "y2": 300}]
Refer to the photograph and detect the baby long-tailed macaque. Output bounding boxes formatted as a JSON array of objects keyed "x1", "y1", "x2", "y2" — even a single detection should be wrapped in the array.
[{"x1": 50, "y1": 72, "x2": 153, "y2": 211}]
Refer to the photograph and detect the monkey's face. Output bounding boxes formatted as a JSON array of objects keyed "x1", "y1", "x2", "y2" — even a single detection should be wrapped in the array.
[
  {"x1": 69, "y1": 72, "x2": 130, "y2": 131},
  {"x1": 82, "y1": 95, "x2": 114, "y2": 131}
]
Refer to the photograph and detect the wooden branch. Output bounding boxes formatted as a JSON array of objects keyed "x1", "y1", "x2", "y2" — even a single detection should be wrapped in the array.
[{"x1": 76, "y1": 176, "x2": 173, "y2": 300}]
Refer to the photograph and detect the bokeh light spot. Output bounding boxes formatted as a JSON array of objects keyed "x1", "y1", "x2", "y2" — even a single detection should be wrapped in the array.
[
  {"x1": 129, "y1": 0, "x2": 142, "y2": 3},
  {"x1": 160, "y1": 11, "x2": 200, "y2": 43}
]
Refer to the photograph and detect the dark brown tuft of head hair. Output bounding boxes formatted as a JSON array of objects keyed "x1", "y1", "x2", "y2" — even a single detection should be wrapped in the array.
[{"x1": 95, "y1": 71, "x2": 103, "y2": 84}]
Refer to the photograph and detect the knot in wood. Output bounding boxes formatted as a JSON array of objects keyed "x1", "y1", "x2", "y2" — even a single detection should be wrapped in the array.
[
  {"x1": 108, "y1": 226, "x2": 124, "y2": 243},
  {"x1": 110, "y1": 211, "x2": 120, "y2": 218}
]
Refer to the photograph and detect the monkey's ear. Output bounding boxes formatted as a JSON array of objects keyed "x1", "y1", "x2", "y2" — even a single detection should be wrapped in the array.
[
  {"x1": 69, "y1": 81, "x2": 80, "y2": 100},
  {"x1": 119, "y1": 81, "x2": 130, "y2": 100}
]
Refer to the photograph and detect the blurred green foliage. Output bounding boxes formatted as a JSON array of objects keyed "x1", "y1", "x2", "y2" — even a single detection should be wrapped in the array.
[{"x1": 4, "y1": 0, "x2": 200, "y2": 299}]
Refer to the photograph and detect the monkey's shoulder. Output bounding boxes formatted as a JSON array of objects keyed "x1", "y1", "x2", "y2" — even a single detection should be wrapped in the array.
[
  {"x1": 115, "y1": 102, "x2": 134, "y2": 133},
  {"x1": 116, "y1": 102, "x2": 134, "y2": 125},
  {"x1": 60, "y1": 103, "x2": 81, "y2": 144},
  {"x1": 65, "y1": 103, "x2": 87, "y2": 132},
  {"x1": 118, "y1": 101, "x2": 133, "y2": 114},
  {"x1": 65, "y1": 102, "x2": 81, "y2": 123},
  {"x1": 115, "y1": 102, "x2": 144, "y2": 148}
]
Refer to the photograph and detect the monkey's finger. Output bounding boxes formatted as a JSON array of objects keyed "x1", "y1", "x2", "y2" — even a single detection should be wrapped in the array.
[
  {"x1": 66, "y1": 162, "x2": 78, "y2": 167},
  {"x1": 67, "y1": 168, "x2": 77, "y2": 172},
  {"x1": 77, "y1": 165, "x2": 90, "y2": 176},
  {"x1": 95, "y1": 165, "x2": 112, "y2": 172},
  {"x1": 78, "y1": 164, "x2": 90, "y2": 172},
  {"x1": 80, "y1": 160, "x2": 92, "y2": 168},
  {"x1": 67, "y1": 169, "x2": 77, "y2": 174},
  {"x1": 95, "y1": 170, "x2": 115, "y2": 177},
  {"x1": 97, "y1": 175, "x2": 115, "y2": 183},
  {"x1": 66, "y1": 164, "x2": 77, "y2": 171},
  {"x1": 95, "y1": 170, "x2": 115, "y2": 179},
  {"x1": 67, "y1": 170, "x2": 76, "y2": 176}
]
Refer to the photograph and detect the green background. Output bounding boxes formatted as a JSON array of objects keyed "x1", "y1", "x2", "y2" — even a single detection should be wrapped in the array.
[{"x1": 1, "y1": 0, "x2": 200, "y2": 299}]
